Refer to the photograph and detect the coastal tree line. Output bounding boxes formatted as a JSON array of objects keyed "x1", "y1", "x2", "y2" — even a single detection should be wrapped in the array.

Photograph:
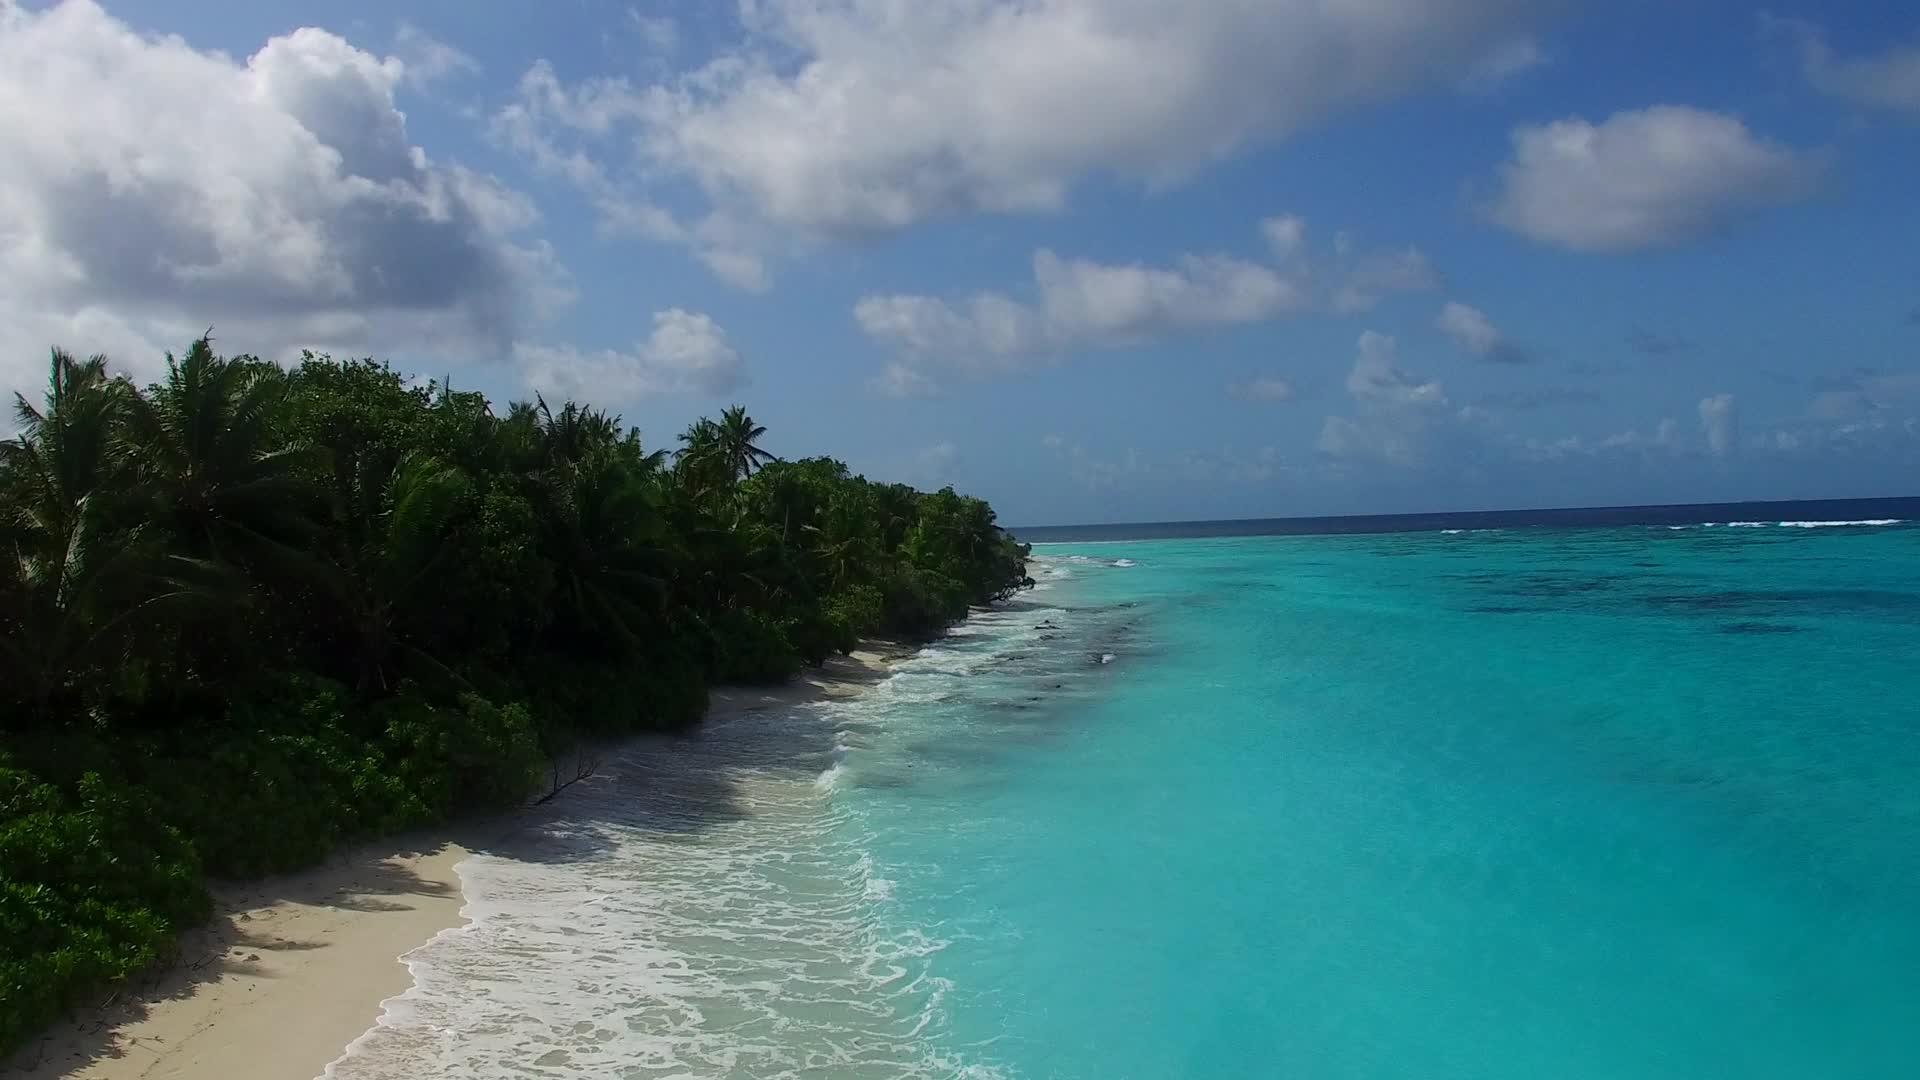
[{"x1": 0, "y1": 339, "x2": 1031, "y2": 1054}]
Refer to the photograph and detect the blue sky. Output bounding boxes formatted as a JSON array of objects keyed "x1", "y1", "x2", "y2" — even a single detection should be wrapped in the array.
[{"x1": 3, "y1": 0, "x2": 1917, "y2": 525}]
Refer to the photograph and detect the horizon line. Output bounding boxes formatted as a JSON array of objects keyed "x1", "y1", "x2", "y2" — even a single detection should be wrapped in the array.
[{"x1": 1006, "y1": 492, "x2": 1920, "y2": 533}]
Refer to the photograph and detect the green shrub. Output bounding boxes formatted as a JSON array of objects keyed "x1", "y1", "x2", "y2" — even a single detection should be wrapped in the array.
[
  {"x1": 826, "y1": 585, "x2": 884, "y2": 641},
  {"x1": 521, "y1": 650, "x2": 708, "y2": 739},
  {"x1": 783, "y1": 605, "x2": 851, "y2": 665},
  {"x1": 377, "y1": 691, "x2": 543, "y2": 818},
  {"x1": 137, "y1": 676, "x2": 423, "y2": 877},
  {"x1": 878, "y1": 566, "x2": 970, "y2": 640},
  {"x1": 146, "y1": 730, "x2": 420, "y2": 878},
  {"x1": 707, "y1": 608, "x2": 799, "y2": 684},
  {"x1": 0, "y1": 768, "x2": 209, "y2": 1056}
]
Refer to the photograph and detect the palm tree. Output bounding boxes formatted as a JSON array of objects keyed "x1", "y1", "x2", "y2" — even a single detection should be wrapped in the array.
[
  {"x1": 324, "y1": 453, "x2": 474, "y2": 692},
  {"x1": 1, "y1": 350, "x2": 227, "y2": 721},
  {"x1": 714, "y1": 405, "x2": 775, "y2": 481},
  {"x1": 533, "y1": 395, "x2": 622, "y2": 468},
  {"x1": 537, "y1": 450, "x2": 671, "y2": 653},
  {"x1": 124, "y1": 337, "x2": 320, "y2": 568},
  {"x1": 673, "y1": 417, "x2": 728, "y2": 496}
]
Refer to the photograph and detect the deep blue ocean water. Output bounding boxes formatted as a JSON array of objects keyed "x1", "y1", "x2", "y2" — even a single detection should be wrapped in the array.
[{"x1": 330, "y1": 501, "x2": 1920, "y2": 1079}]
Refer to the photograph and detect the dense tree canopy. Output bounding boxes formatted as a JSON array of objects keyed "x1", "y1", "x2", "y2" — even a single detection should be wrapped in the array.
[{"x1": 0, "y1": 339, "x2": 1030, "y2": 1056}]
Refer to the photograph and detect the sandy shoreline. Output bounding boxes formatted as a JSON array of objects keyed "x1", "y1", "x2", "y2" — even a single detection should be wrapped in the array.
[{"x1": 5, "y1": 648, "x2": 905, "y2": 1080}]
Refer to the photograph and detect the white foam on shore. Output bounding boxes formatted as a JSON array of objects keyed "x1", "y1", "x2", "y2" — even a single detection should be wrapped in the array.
[
  {"x1": 1668, "y1": 519, "x2": 1902, "y2": 531},
  {"x1": 324, "y1": 602, "x2": 1070, "y2": 1080}
]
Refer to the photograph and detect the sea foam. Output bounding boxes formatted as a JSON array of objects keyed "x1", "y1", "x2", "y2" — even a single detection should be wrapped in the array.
[{"x1": 324, "y1": 599, "x2": 1074, "y2": 1080}]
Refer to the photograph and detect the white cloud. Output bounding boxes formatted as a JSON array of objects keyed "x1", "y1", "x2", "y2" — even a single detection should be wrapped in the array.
[
  {"x1": 1699, "y1": 393, "x2": 1737, "y2": 457},
  {"x1": 1770, "y1": 17, "x2": 1920, "y2": 114},
  {"x1": 856, "y1": 213, "x2": 1437, "y2": 385},
  {"x1": 1807, "y1": 371, "x2": 1920, "y2": 420},
  {"x1": 1040, "y1": 436, "x2": 1147, "y2": 493},
  {"x1": 629, "y1": 10, "x2": 678, "y2": 54},
  {"x1": 516, "y1": 308, "x2": 746, "y2": 402},
  {"x1": 1035, "y1": 250, "x2": 1308, "y2": 341},
  {"x1": 697, "y1": 249, "x2": 771, "y2": 292},
  {"x1": 1463, "y1": 37, "x2": 1549, "y2": 90},
  {"x1": 1436, "y1": 301, "x2": 1529, "y2": 363},
  {"x1": 1318, "y1": 331, "x2": 1450, "y2": 466},
  {"x1": 394, "y1": 22, "x2": 479, "y2": 87},
  {"x1": 1331, "y1": 247, "x2": 1439, "y2": 313},
  {"x1": 1346, "y1": 331, "x2": 1446, "y2": 409},
  {"x1": 1228, "y1": 376, "x2": 1296, "y2": 402},
  {"x1": 1515, "y1": 417, "x2": 1681, "y2": 462},
  {"x1": 869, "y1": 361, "x2": 942, "y2": 399},
  {"x1": 1261, "y1": 215, "x2": 1308, "y2": 262},
  {"x1": 856, "y1": 246, "x2": 1303, "y2": 379},
  {"x1": 503, "y1": 1, "x2": 1553, "y2": 280},
  {"x1": 0, "y1": 0, "x2": 565, "y2": 401},
  {"x1": 1437, "y1": 302, "x2": 1502, "y2": 353},
  {"x1": 1488, "y1": 106, "x2": 1821, "y2": 252}
]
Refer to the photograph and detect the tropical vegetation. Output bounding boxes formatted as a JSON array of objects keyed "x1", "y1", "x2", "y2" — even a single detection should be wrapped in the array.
[{"x1": 0, "y1": 338, "x2": 1030, "y2": 1056}]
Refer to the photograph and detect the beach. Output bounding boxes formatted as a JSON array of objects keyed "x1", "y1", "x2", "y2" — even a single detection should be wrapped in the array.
[{"x1": 5, "y1": 649, "x2": 902, "y2": 1080}]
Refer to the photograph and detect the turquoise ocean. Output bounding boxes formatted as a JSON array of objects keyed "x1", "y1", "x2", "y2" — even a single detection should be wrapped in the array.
[{"x1": 327, "y1": 502, "x2": 1920, "y2": 1079}]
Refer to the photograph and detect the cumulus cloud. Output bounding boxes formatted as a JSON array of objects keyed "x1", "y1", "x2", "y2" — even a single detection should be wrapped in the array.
[
  {"x1": 1808, "y1": 370, "x2": 1920, "y2": 420},
  {"x1": 394, "y1": 22, "x2": 479, "y2": 87},
  {"x1": 1332, "y1": 248, "x2": 1440, "y2": 314},
  {"x1": 1436, "y1": 301, "x2": 1530, "y2": 363},
  {"x1": 1346, "y1": 331, "x2": 1446, "y2": 409},
  {"x1": 1699, "y1": 393, "x2": 1738, "y2": 457},
  {"x1": 516, "y1": 308, "x2": 746, "y2": 402},
  {"x1": 500, "y1": 0, "x2": 1554, "y2": 281},
  {"x1": 1034, "y1": 250, "x2": 1308, "y2": 341},
  {"x1": 1318, "y1": 332, "x2": 1452, "y2": 466},
  {"x1": 1261, "y1": 215, "x2": 1309, "y2": 262},
  {"x1": 1040, "y1": 436, "x2": 1146, "y2": 493},
  {"x1": 629, "y1": 11, "x2": 679, "y2": 54},
  {"x1": 856, "y1": 246, "x2": 1304, "y2": 378},
  {"x1": 1228, "y1": 376, "x2": 1296, "y2": 402},
  {"x1": 1515, "y1": 417, "x2": 1681, "y2": 462},
  {"x1": 1768, "y1": 16, "x2": 1920, "y2": 114},
  {"x1": 869, "y1": 362, "x2": 942, "y2": 399},
  {"x1": 857, "y1": 215, "x2": 1435, "y2": 385},
  {"x1": 1487, "y1": 106, "x2": 1821, "y2": 252},
  {"x1": 1463, "y1": 37, "x2": 1549, "y2": 90},
  {"x1": 0, "y1": 0, "x2": 565, "y2": 399}
]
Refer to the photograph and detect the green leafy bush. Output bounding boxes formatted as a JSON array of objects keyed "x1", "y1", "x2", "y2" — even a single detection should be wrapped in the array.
[
  {"x1": 130, "y1": 676, "x2": 423, "y2": 877},
  {"x1": 377, "y1": 691, "x2": 543, "y2": 818},
  {"x1": 0, "y1": 768, "x2": 209, "y2": 1055},
  {"x1": 825, "y1": 585, "x2": 884, "y2": 642},
  {"x1": 520, "y1": 650, "x2": 708, "y2": 739},
  {"x1": 707, "y1": 608, "x2": 800, "y2": 684}
]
